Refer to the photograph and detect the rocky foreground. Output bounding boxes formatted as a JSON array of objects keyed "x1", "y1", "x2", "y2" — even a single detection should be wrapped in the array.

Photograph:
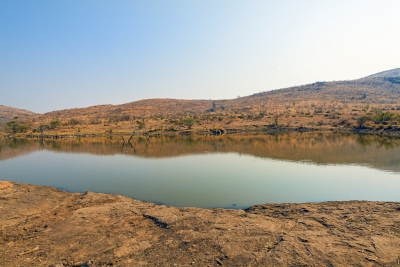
[{"x1": 1, "y1": 182, "x2": 400, "y2": 267}]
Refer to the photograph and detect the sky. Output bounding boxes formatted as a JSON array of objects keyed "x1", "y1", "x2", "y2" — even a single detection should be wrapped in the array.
[{"x1": 1, "y1": 0, "x2": 400, "y2": 113}]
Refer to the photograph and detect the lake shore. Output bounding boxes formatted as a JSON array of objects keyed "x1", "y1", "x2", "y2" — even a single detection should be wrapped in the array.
[
  {"x1": 2, "y1": 124, "x2": 400, "y2": 140},
  {"x1": 1, "y1": 181, "x2": 400, "y2": 266}
]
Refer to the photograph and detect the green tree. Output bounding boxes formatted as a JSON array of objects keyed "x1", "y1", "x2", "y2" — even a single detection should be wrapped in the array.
[
  {"x1": 49, "y1": 120, "x2": 61, "y2": 129},
  {"x1": 183, "y1": 117, "x2": 195, "y2": 129},
  {"x1": 372, "y1": 112, "x2": 395, "y2": 124},
  {"x1": 6, "y1": 121, "x2": 30, "y2": 134}
]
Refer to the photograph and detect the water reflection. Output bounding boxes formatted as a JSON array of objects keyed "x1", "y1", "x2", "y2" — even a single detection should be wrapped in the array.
[
  {"x1": 1, "y1": 133, "x2": 400, "y2": 208},
  {"x1": 1, "y1": 133, "x2": 400, "y2": 173}
]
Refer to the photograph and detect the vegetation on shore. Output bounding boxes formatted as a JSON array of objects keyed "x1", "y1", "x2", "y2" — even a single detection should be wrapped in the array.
[
  {"x1": 1, "y1": 76, "x2": 400, "y2": 138},
  {"x1": 2, "y1": 107, "x2": 400, "y2": 139}
]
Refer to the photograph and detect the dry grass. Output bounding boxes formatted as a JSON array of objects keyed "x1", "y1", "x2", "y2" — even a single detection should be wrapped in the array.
[
  {"x1": 0, "y1": 105, "x2": 36, "y2": 122},
  {"x1": 3, "y1": 77, "x2": 400, "y2": 136}
]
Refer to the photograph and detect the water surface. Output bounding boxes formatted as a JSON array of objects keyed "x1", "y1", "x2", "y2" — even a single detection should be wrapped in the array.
[{"x1": 1, "y1": 133, "x2": 399, "y2": 208}]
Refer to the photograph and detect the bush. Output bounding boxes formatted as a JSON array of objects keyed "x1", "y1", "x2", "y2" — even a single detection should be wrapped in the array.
[
  {"x1": 68, "y1": 118, "x2": 81, "y2": 125},
  {"x1": 372, "y1": 112, "x2": 395, "y2": 124},
  {"x1": 49, "y1": 120, "x2": 61, "y2": 129},
  {"x1": 136, "y1": 119, "x2": 146, "y2": 129},
  {"x1": 356, "y1": 115, "x2": 370, "y2": 128},
  {"x1": 120, "y1": 115, "x2": 131, "y2": 121},
  {"x1": 183, "y1": 117, "x2": 195, "y2": 129},
  {"x1": 6, "y1": 121, "x2": 30, "y2": 134}
]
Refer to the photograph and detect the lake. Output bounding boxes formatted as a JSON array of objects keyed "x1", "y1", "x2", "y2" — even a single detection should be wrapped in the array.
[{"x1": 1, "y1": 133, "x2": 400, "y2": 209}]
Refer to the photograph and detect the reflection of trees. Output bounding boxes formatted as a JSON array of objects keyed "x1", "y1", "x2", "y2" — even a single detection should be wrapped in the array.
[
  {"x1": 2, "y1": 133, "x2": 400, "y2": 172},
  {"x1": 137, "y1": 137, "x2": 146, "y2": 144},
  {"x1": 355, "y1": 135, "x2": 400, "y2": 149},
  {"x1": 8, "y1": 138, "x2": 28, "y2": 149},
  {"x1": 39, "y1": 138, "x2": 45, "y2": 150},
  {"x1": 51, "y1": 142, "x2": 62, "y2": 150},
  {"x1": 185, "y1": 138, "x2": 197, "y2": 148},
  {"x1": 120, "y1": 135, "x2": 150, "y2": 153},
  {"x1": 375, "y1": 137, "x2": 398, "y2": 150},
  {"x1": 355, "y1": 135, "x2": 373, "y2": 147}
]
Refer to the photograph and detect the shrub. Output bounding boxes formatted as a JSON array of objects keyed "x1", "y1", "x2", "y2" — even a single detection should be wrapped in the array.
[
  {"x1": 69, "y1": 118, "x2": 81, "y2": 125},
  {"x1": 183, "y1": 117, "x2": 195, "y2": 129},
  {"x1": 49, "y1": 120, "x2": 61, "y2": 129},
  {"x1": 356, "y1": 115, "x2": 370, "y2": 128},
  {"x1": 372, "y1": 112, "x2": 395, "y2": 124},
  {"x1": 120, "y1": 115, "x2": 131, "y2": 121},
  {"x1": 6, "y1": 121, "x2": 30, "y2": 134},
  {"x1": 136, "y1": 119, "x2": 146, "y2": 129}
]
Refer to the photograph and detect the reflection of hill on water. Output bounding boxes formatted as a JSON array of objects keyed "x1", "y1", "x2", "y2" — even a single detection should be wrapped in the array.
[
  {"x1": 1, "y1": 133, "x2": 400, "y2": 173},
  {"x1": 0, "y1": 138, "x2": 38, "y2": 161}
]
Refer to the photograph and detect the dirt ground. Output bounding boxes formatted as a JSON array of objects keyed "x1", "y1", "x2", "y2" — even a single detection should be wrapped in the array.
[{"x1": 1, "y1": 181, "x2": 400, "y2": 267}]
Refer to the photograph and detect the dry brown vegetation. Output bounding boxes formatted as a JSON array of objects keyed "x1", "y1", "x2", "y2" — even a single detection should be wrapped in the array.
[
  {"x1": 2, "y1": 75, "x2": 400, "y2": 137},
  {"x1": 0, "y1": 105, "x2": 36, "y2": 123}
]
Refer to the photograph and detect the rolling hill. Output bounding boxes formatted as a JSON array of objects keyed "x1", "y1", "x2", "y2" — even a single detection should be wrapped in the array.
[
  {"x1": 0, "y1": 105, "x2": 36, "y2": 123},
  {"x1": 3, "y1": 68, "x2": 400, "y2": 135},
  {"x1": 33, "y1": 72, "x2": 400, "y2": 119},
  {"x1": 367, "y1": 68, "x2": 400, "y2": 78}
]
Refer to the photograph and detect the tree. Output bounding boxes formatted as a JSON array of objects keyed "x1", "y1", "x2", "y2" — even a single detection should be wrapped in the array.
[
  {"x1": 372, "y1": 112, "x2": 395, "y2": 124},
  {"x1": 68, "y1": 118, "x2": 81, "y2": 126},
  {"x1": 273, "y1": 115, "x2": 279, "y2": 126},
  {"x1": 356, "y1": 115, "x2": 370, "y2": 129},
  {"x1": 183, "y1": 117, "x2": 195, "y2": 129},
  {"x1": 136, "y1": 119, "x2": 146, "y2": 129},
  {"x1": 6, "y1": 121, "x2": 30, "y2": 134},
  {"x1": 49, "y1": 120, "x2": 61, "y2": 129}
]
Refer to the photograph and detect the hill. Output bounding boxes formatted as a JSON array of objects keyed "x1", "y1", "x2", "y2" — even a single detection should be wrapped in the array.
[
  {"x1": 0, "y1": 105, "x2": 36, "y2": 123},
  {"x1": 3, "y1": 68, "x2": 400, "y2": 136},
  {"x1": 368, "y1": 68, "x2": 400, "y2": 78}
]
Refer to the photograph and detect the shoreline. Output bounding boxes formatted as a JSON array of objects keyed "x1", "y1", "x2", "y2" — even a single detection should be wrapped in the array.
[
  {"x1": 1, "y1": 181, "x2": 400, "y2": 266},
  {"x1": 2, "y1": 125, "x2": 400, "y2": 140}
]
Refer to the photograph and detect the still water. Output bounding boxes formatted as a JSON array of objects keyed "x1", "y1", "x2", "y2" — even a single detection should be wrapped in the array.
[{"x1": 1, "y1": 133, "x2": 400, "y2": 208}]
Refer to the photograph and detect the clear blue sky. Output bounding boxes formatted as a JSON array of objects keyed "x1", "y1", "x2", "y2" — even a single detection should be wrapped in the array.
[{"x1": 1, "y1": 0, "x2": 400, "y2": 113}]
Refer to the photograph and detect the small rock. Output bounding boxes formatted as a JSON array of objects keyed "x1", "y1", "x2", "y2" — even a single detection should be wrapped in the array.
[{"x1": 365, "y1": 256, "x2": 378, "y2": 262}]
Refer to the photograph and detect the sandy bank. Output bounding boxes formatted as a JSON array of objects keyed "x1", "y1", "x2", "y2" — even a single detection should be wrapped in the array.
[{"x1": 1, "y1": 181, "x2": 400, "y2": 266}]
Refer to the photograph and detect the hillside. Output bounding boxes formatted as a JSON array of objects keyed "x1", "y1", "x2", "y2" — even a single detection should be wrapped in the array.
[
  {"x1": 3, "y1": 68, "x2": 400, "y2": 136},
  {"x1": 35, "y1": 76, "x2": 400, "y2": 119},
  {"x1": 368, "y1": 68, "x2": 400, "y2": 78},
  {"x1": 0, "y1": 105, "x2": 36, "y2": 123}
]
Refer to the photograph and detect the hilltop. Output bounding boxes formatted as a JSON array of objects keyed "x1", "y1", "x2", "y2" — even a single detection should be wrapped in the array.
[
  {"x1": 2, "y1": 68, "x2": 400, "y2": 136},
  {"x1": 0, "y1": 105, "x2": 36, "y2": 123},
  {"x1": 368, "y1": 68, "x2": 400, "y2": 78}
]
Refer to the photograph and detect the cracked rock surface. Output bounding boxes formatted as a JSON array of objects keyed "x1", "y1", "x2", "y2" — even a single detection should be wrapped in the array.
[{"x1": 1, "y1": 181, "x2": 400, "y2": 266}]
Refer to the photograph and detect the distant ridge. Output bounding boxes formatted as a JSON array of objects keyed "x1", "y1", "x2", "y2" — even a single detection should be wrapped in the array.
[
  {"x1": 367, "y1": 68, "x2": 400, "y2": 78},
  {"x1": 0, "y1": 105, "x2": 36, "y2": 122},
  {"x1": 2, "y1": 67, "x2": 400, "y2": 135}
]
